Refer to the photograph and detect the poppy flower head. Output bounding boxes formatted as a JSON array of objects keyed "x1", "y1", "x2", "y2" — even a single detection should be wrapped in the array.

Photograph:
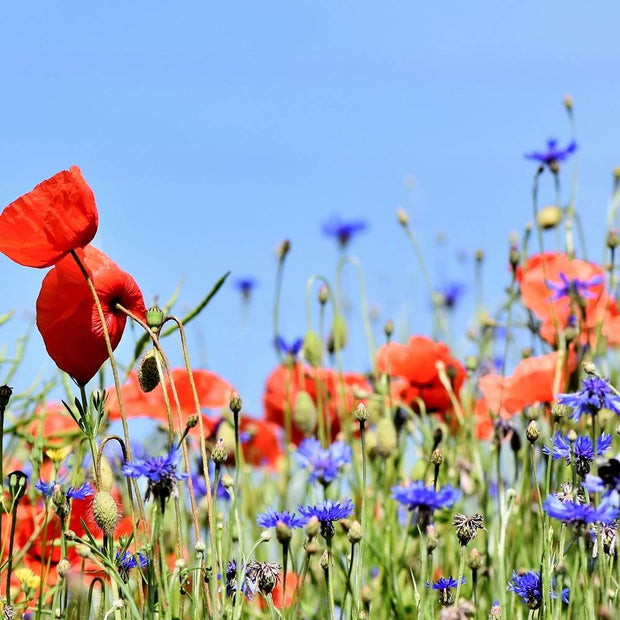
[
  {"x1": 36, "y1": 245, "x2": 146, "y2": 385},
  {"x1": 0, "y1": 166, "x2": 98, "y2": 268}
]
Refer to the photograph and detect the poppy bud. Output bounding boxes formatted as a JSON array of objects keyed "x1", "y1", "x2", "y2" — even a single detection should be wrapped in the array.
[
  {"x1": 92, "y1": 491, "x2": 119, "y2": 536},
  {"x1": 396, "y1": 208, "x2": 409, "y2": 227},
  {"x1": 607, "y1": 229, "x2": 619, "y2": 250},
  {"x1": 95, "y1": 454, "x2": 114, "y2": 492},
  {"x1": 537, "y1": 205, "x2": 563, "y2": 230},
  {"x1": 138, "y1": 350, "x2": 161, "y2": 393},
  {"x1": 293, "y1": 391, "x2": 317, "y2": 436},
  {"x1": 375, "y1": 417, "x2": 398, "y2": 458},
  {"x1": 302, "y1": 330, "x2": 322, "y2": 368},
  {"x1": 318, "y1": 285, "x2": 329, "y2": 305},
  {"x1": 331, "y1": 314, "x2": 348, "y2": 351},
  {"x1": 8, "y1": 470, "x2": 27, "y2": 502},
  {"x1": 146, "y1": 305, "x2": 165, "y2": 332},
  {"x1": 383, "y1": 320, "x2": 394, "y2": 339},
  {"x1": 347, "y1": 520, "x2": 363, "y2": 544},
  {"x1": 0, "y1": 384, "x2": 12, "y2": 409}
]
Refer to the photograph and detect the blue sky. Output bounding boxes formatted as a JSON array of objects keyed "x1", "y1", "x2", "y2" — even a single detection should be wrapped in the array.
[{"x1": 1, "y1": 2, "x2": 620, "y2": 413}]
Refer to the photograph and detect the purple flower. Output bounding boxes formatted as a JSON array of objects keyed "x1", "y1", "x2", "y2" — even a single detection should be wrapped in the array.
[
  {"x1": 122, "y1": 447, "x2": 188, "y2": 511},
  {"x1": 322, "y1": 216, "x2": 367, "y2": 248},
  {"x1": 256, "y1": 509, "x2": 306, "y2": 530},
  {"x1": 585, "y1": 458, "x2": 620, "y2": 504},
  {"x1": 546, "y1": 272, "x2": 604, "y2": 301},
  {"x1": 542, "y1": 433, "x2": 612, "y2": 477},
  {"x1": 524, "y1": 138, "x2": 577, "y2": 169},
  {"x1": 391, "y1": 481, "x2": 460, "y2": 526},
  {"x1": 116, "y1": 550, "x2": 148, "y2": 581},
  {"x1": 295, "y1": 438, "x2": 352, "y2": 486},
  {"x1": 275, "y1": 335, "x2": 303, "y2": 358},
  {"x1": 543, "y1": 495, "x2": 619, "y2": 528},
  {"x1": 298, "y1": 498, "x2": 354, "y2": 539},
  {"x1": 436, "y1": 282, "x2": 466, "y2": 310},
  {"x1": 509, "y1": 570, "x2": 569, "y2": 610},
  {"x1": 426, "y1": 576, "x2": 464, "y2": 607},
  {"x1": 234, "y1": 277, "x2": 256, "y2": 299},
  {"x1": 35, "y1": 480, "x2": 93, "y2": 501},
  {"x1": 557, "y1": 376, "x2": 620, "y2": 421}
]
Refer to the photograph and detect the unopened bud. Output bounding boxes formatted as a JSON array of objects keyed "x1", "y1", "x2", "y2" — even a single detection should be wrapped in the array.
[
  {"x1": 607, "y1": 229, "x2": 619, "y2": 250},
  {"x1": 396, "y1": 207, "x2": 409, "y2": 226},
  {"x1": 354, "y1": 403, "x2": 369, "y2": 423},
  {"x1": 320, "y1": 550, "x2": 329, "y2": 570},
  {"x1": 431, "y1": 449, "x2": 444, "y2": 466},
  {"x1": 375, "y1": 417, "x2": 398, "y2": 458},
  {"x1": 563, "y1": 94, "x2": 573, "y2": 111},
  {"x1": 229, "y1": 392, "x2": 243, "y2": 415},
  {"x1": 57, "y1": 558, "x2": 71, "y2": 580},
  {"x1": 331, "y1": 314, "x2": 348, "y2": 351},
  {"x1": 260, "y1": 530, "x2": 272, "y2": 543},
  {"x1": 383, "y1": 319, "x2": 394, "y2": 338},
  {"x1": 293, "y1": 391, "x2": 318, "y2": 436},
  {"x1": 92, "y1": 491, "x2": 118, "y2": 536},
  {"x1": 0, "y1": 384, "x2": 13, "y2": 409},
  {"x1": 221, "y1": 474, "x2": 234, "y2": 489},
  {"x1": 536, "y1": 205, "x2": 562, "y2": 230},
  {"x1": 551, "y1": 402, "x2": 569, "y2": 420},
  {"x1": 302, "y1": 330, "x2": 323, "y2": 367},
  {"x1": 566, "y1": 429, "x2": 578, "y2": 443},
  {"x1": 468, "y1": 548, "x2": 483, "y2": 570},
  {"x1": 304, "y1": 539, "x2": 319, "y2": 555},
  {"x1": 211, "y1": 438, "x2": 228, "y2": 465},
  {"x1": 474, "y1": 249, "x2": 485, "y2": 263},
  {"x1": 276, "y1": 239, "x2": 291, "y2": 261},
  {"x1": 318, "y1": 285, "x2": 329, "y2": 305},
  {"x1": 305, "y1": 516, "x2": 320, "y2": 538},
  {"x1": 276, "y1": 521, "x2": 293, "y2": 544},
  {"x1": 526, "y1": 420, "x2": 540, "y2": 444},
  {"x1": 347, "y1": 520, "x2": 362, "y2": 544}
]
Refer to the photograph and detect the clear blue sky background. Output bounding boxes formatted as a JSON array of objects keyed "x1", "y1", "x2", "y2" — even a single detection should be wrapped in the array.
[{"x1": 1, "y1": 2, "x2": 620, "y2": 414}]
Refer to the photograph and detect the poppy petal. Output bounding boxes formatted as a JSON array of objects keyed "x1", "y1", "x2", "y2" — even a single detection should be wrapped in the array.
[
  {"x1": 0, "y1": 166, "x2": 98, "y2": 268},
  {"x1": 36, "y1": 245, "x2": 145, "y2": 385}
]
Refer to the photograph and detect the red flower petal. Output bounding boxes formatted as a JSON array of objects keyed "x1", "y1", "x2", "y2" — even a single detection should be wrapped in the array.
[
  {"x1": 0, "y1": 166, "x2": 98, "y2": 268},
  {"x1": 36, "y1": 245, "x2": 146, "y2": 385}
]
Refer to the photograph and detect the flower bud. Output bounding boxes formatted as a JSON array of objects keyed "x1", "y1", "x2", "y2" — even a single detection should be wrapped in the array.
[
  {"x1": 138, "y1": 349, "x2": 160, "y2": 393},
  {"x1": 396, "y1": 208, "x2": 409, "y2": 226},
  {"x1": 186, "y1": 414, "x2": 199, "y2": 429},
  {"x1": 347, "y1": 520, "x2": 362, "y2": 544},
  {"x1": 304, "y1": 539, "x2": 319, "y2": 555},
  {"x1": 276, "y1": 239, "x2": 291, "y2": 261},
  {"x1": 467, "y1": 548, "x2": 483, "y2": 570},
  {"x1": 330, "y1": 314, "x2": 348, "y2": 351},
  {"x1": 305, "y1": 516, "x2": 320, "y2": 538},
  {"x1": 221, "y1": 474, "x2": 234, "y2": 489},
  {"x1": 526, "y1": 420, "x2": 540, "y2": 444},
  {"x1": 260, "y1": 530, "x2": 272, "y2": 543},
  {"x1": 96, "y1": 454, "x2": 114, "y2": 492},
  {"x1": 536, "y1": 205, "x2": 562, "y2": 230},
  {"x1": 375, "y1": 417, "x2": 398, "y2": 458},
  {"x1": 92, "y1": 491, "x2": 118, "y2": 536},
  {"x1": 0, "y1": 384, "x2": 13, "y2": 409},
  {"x1": 383, "y1": 319, "x2": 394, "y2": 339},
  {"x1": 320, "y1": 549, "x2": 329, "y2": 570},
  {"x1": 229, "y1": 392, "x2": 243, "y2": 415},
  {"x1": 361, "y1": 584, "x2": 373, "y2": 604},
  {"x1": 293, "y1": 391, "x2": 318, "y2": 436},
  {"x1": 211, "y1": 438, "x2": 228, "y2": 465},
  {"x1": 318, "y1": 285, "x2": 329, "y2": 305},
  {"x1": 57, "y1": 558, "x2": 71, "y2": 580},
  {"x1": 302, "y1": 330, "x2": 323, "y2": 367},
  {"x1": 551, "y1": 402, "x2": 569, "y2": 420},
  {"x1": 607, "y1": 229, "x2": 619, "y2": 250},
  {"x1": 354, "y1": 403, "x2": 369, "y2": 423},
  {"x1": 563, "y1": 93, "x2": 573, "y2": 111},
  {"x1": 474, "y1": 249, "x2": 485, "y2": 263},
  {"x1": 276, "y1": 521, "x2": 293, "y2": 544},
  {"x1": 431, "y1": 449, "x2": 444, "y2": 466}
]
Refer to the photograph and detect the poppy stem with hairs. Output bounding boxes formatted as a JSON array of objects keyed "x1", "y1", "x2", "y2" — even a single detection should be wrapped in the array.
[
  {"x1": 68, "y1": 251, "x2": 147, "y2": 577},
  {"x1": 117, "y1": 302, "x2": 218, "y2": 616}
]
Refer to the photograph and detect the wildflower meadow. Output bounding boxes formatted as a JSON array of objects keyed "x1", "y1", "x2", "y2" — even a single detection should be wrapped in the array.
[{"x1": 2, "y1": 99, "x2": 620, "y2": 620}]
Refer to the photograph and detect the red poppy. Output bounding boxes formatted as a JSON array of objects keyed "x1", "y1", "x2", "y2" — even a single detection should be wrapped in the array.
[
  {"x1": 519, "y1": 252, "x2": 612, "y2": 345},
  {"x1": 106, "y1": 368, "x2": 233, "y2": 429},
  {"x1": 263, "y1": 363, "x2": 370, "y2": 444},
  {"x1": 478, "y1": 350, "x2": 577, "y2": 416},
  {"x1": 375, "y1": 335, "x2": 465, "y2": 415},
  {"x1": 36, "y1": 245, "x2": 146, "y2": 385},
  {"x1": 0, "y1": 166, "x2": 98, "y2": 268}
]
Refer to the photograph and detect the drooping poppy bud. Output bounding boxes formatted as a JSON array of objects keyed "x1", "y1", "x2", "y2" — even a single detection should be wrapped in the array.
[
  {"x1": 0, "y1": 166, "x2": 98, "y2": 268},
  {"x1": 36, "y1": 245, "x2": 146, "y2": 385}
]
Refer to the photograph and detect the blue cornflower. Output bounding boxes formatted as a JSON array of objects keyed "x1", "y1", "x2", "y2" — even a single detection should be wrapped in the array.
[
  {"x1": 543, "y1": 495, "x2": 619, "y2": 531},
  {"x1": 546, "y1": 272, "x2": 604, "y2": 301},
  {"x1": 191, "y1": 470, "x2": 230, "y2": 501},
  {"x1": 391, "y1": 481, "x2": 461, "y2": 526},
  {"x1": 256, "y1": 509, "x2": 306, "y2": 530},
  {"x1": 436, "y1": 282, "x2": 466, "y2": 310},
  {"x1": 298, "y1": 498, "x2": 354, "y2": 539},
  {"x1": 234, "y1": 277, "x2": 256, "y2": 300},
  {"x1": 426, "y1": 576, "x2": 465, "y2": 607},
  {"x1": 122, "y1": 447, "x2": 188, "y2": 512},
  {"x1": 542, "y1": 432, "x2": 612, "y2": 477},
  {"x1": 557, "y1": 376, "x2": 620, "y2": 422},
  {"x1": 509, "y1": 570, "x2": 569, "y2": 610},
  {"x1": 524, "y1": 138, "x2": 577, "y2": 170},
  {"x1": 322, "y1": 216, "x2": 367, "y2": 248},
  {"x1": 35, "y1": 480, "x2": 93, "y2": 501},
  {"x1": 295, "y1": 438, "x2": 352, "y2": 486},
  {"x1": 116, "y1": 550, "x2": 148, "y2": 581},
  {"x1": 275, "y1": 335, "x2": 303, "y2": 358}
]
